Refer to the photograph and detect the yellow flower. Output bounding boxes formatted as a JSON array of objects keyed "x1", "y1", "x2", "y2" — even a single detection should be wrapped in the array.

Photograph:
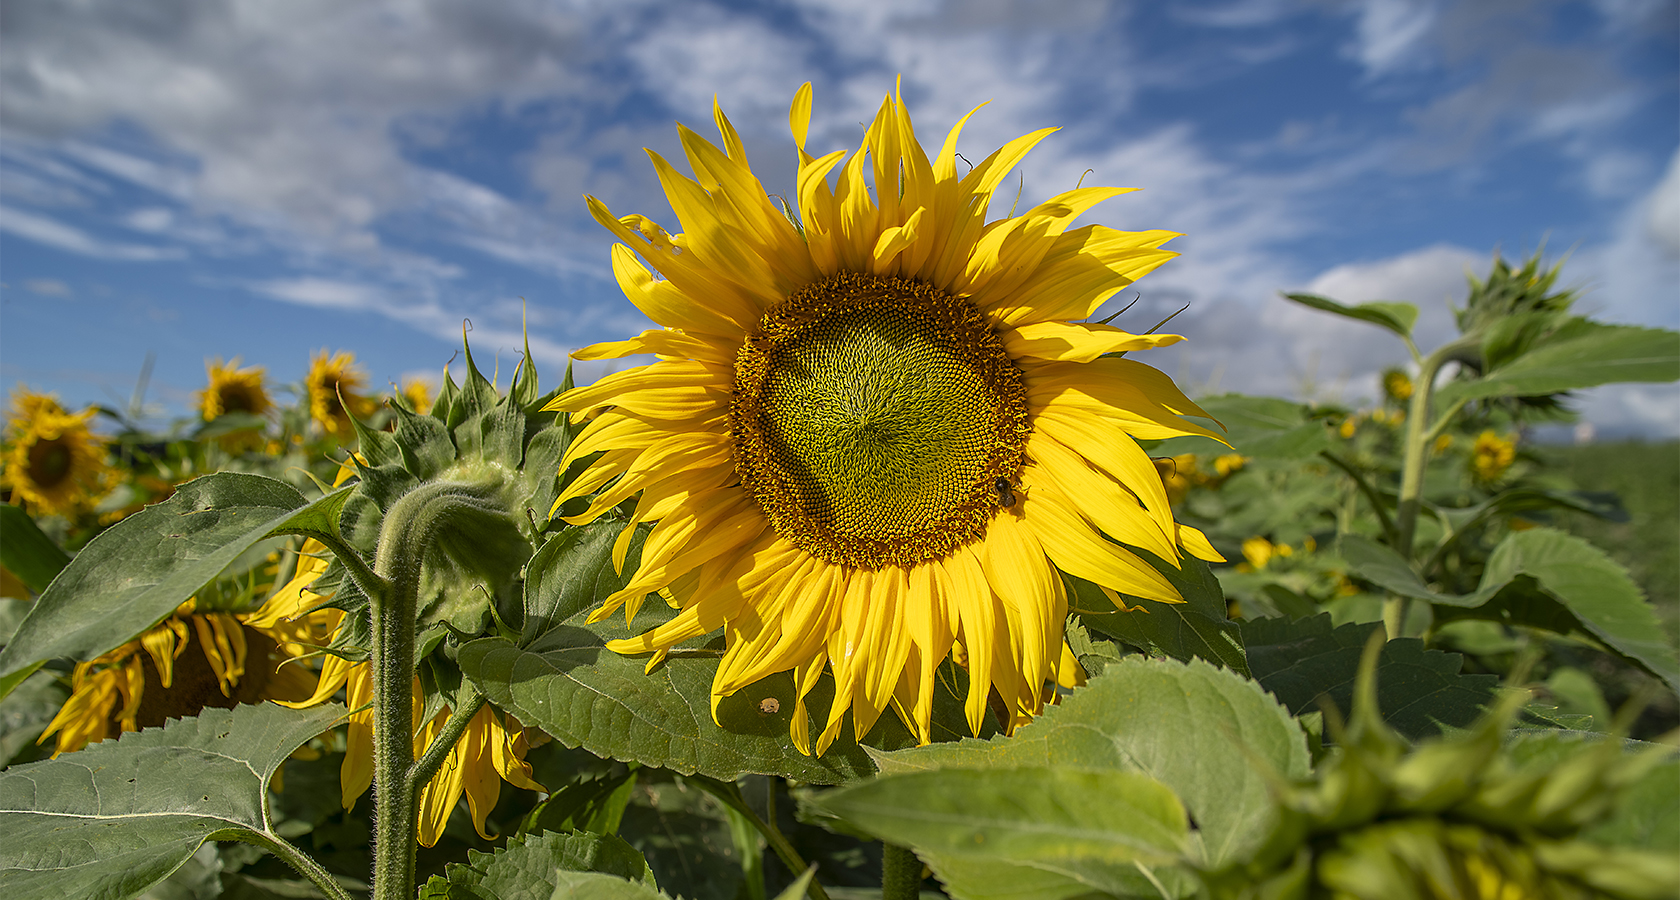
[
  {"x1": 3, "y1": 387, "x2": 112, "y2": 518},
  {"x1": 199, "y1": 357, "x2": 272, "y2": 420},
  {"x1": 276, "y1": 542, "x2": 542, "y2": 845},
  {"x1": 305, "y1": 350, "x2": 375, "y2": 436},
  {"x1": 551, "y1": 83, "x2": 1224, "y2": 754},
  {"x1": 1340, "y1": 415, "x2": 1358, "y2": 439},
  {"x1": 1433, "y1": 433, "x2": 1454, "y2": 455},
  {"x1": 1157, "y1": 454, "x2": 1198, "y2": 506},
  {"x1": 1381, "y1": 367, "x2": 1414, "y2": 404},
  {"x1": 1241, "y1": 537, "x2": 1275, "y2": 570},
  {"x1": 1212, "y1": 454, "x2": 1245, "y2": 477},
  {"x1": 1470, "y1": 430, "x2": 1517, "y2": 483},
  {"x1": 38, "y1": 571, "x2": 332, "y2": 757},
  {"x1": 401, "y1": 377, "x2": 434, "y2": 415}
]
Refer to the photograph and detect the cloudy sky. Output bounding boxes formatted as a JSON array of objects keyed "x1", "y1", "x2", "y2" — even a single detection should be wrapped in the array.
[{"x1": 3, "y1": 0, "x2": 1676, "y2": 435}]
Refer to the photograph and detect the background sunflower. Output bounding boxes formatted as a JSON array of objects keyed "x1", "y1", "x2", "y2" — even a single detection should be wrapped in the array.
[{"x1": 2, "y1": 387, "x2": 112, "y2": 519}]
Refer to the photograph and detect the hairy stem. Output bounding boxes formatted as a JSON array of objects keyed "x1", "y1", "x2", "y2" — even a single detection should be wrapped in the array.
[
  {"x1": 882, "y1": 843, "x2": 922, "y2": 900},
  {"x1": 234, "y1": 831, "x2": 354, "y2": 900},
  {"x1": 408, "y1": 687, "x2": 487, "y2": 803}
]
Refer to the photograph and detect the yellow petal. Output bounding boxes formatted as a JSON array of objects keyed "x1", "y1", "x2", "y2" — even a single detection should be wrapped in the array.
[{"x1": 1003, "y1": 321, "x2": 1185, "y2": 364}]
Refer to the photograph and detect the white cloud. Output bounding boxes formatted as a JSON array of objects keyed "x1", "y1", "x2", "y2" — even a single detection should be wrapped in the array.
[
  {"x1": 0, "y1": 205, "x2": 185, "y2": 260},
  {"x1": 22, "y1": 277, "x2": 71, "y2": 297},
  {"x1": 1344, "y1": 0, "x2": 1436, "y2": 76},
  {"x1": 1645, "y1": 148, "x2": 1680, "y2": 259}
]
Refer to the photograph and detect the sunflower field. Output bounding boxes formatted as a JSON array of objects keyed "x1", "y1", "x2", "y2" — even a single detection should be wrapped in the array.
[{"x1": 2, "y1": 86, "x2": 1677, "y2": 900}]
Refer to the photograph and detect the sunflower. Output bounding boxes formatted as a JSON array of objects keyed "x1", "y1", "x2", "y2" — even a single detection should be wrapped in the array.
[
  {"x1": 305, "y1": 350, "x2": 375, "y2": 436},
  {"x1": 1470, "y1": 430, "x2": 1517, "y2": 484},
  {"x1": 550, "y1": 83, "x2": 1225, "y2": 755},
  {"x1": 3, "y1": 387, "x2": 112, "y2": 518},
  {"x1": 276, "y1": 541, "x2": 543, "y2": 846},
  {"x1": 400, "y1": 377, "x2": 434, "y2": 415},
  {"x1": 37, "y1": 557, "x2": 333, "y2": 756},
  {"x1": 200, "y1": 357, "x2": 273, "y2": 420}
]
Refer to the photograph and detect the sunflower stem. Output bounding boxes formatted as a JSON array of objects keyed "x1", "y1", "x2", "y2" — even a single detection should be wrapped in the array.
[
  {"x1": 407, "y1": 686, "x2": 487, "y2": 803},
  {"x1": 366, "y1": 480, "x2": 511, "y2": 900},
  {"x1": 882, "y1": 843, "x2": 921, "y2": 900},
  {"x1": 1388, "y1": 336, "x2": 1478, "y2": 639},
  {"x1": 232, "y1": 831, "x2": 354, "y2": 900}
]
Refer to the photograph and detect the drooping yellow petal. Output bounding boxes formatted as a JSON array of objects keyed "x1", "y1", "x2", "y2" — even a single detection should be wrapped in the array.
[{"x1": 1003, "y1": 320, "x2": 1185, "y2": 364}]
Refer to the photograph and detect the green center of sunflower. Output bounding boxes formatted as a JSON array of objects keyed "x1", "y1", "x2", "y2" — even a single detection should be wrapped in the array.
[{"x1": 732, "y1": 272, "x2": 1030, "y2": 569}]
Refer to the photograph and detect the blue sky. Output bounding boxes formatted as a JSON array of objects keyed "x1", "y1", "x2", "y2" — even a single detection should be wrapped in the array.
[{"x1": 3, "y1": 0, "x2": 1676, "y2": 435}]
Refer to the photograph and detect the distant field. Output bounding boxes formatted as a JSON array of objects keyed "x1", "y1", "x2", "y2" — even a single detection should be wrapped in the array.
[{"x1": 1543, "y1": 440, "x2": 1680, "y2": 643}]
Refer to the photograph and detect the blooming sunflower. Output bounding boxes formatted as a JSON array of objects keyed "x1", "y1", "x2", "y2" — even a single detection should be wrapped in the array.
[
  {"x1": 305, "y1": 350, "x2": 375, "y2": 436},
  {"x1": 276, "y1": 542, "x2": 542, "y2": 846},
  {"x1": 38, "y1": 565, "x2": 332, "y2": 756},
  {"x1": 550, "y1": 83, "x2": 1225, "y2": 755},
  {"x1": 2, "y1": 387, "x2": 112, "y2": 518},
  {"x1": 199, "y1": 357, "x2": 273, "y2": 420},
  {"x1": 1470, "y1": 430, "x2": 1517, "y2": 484}
]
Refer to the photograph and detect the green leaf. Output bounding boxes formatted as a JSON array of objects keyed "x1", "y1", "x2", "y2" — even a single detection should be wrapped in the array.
[
  {"x1": 813, "y1": 767, "x2": 1190, "y2": 898},
  {"x1": 1283, "y1": 292, "x2": 1419, "y2": 338},
  {"x1": 418, "y1": 829, "x2": 654, "y2": 899},
  {"x1": 458, "y1": 627, "x2": 888, "y2": 785},
  {"x1": 522, "y1": 521, "x2": 634, "y2": 647},
  {"x1": 1340, "y1": 535, "x2": 1504, "y2": 607},
  {"x1": 1479, "y1": 528, "x2": 1680, "y2": 691},
  {"x1": 1077, "y1": 551, "x2": 1249, "y2": 676},
  {"x1": 0, "y1": 504, "x2": 69, "y2": 593},
  {"x1": 1148, "y1": 394, "x2": 1329, "y2": 460},
  {"x1": 1240, "y1": 614, "x2": 1497, "y2": 738},
  {"x1": 1435, "y1": 320, "x2": 1680, "y2": 406},
  {"x1": 0, "y1": 702, "x2": 345, "y2": 898},
  {"x1": 0, "y1": 475, "x2": 353, "y2": 687},
  {"x1": 866, "y1": 656, "x2": 1307, "y2": 871}
]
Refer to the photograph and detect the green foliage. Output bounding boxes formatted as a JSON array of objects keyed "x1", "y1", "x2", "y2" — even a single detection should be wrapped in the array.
[
  {"x1": 0, "y1": 702, "x2": 344, "y2": 898},
  {"x1": 0, "y1": 503, "x2": 69, "y2": 593},
  {"x1": 1240, "y1": 614, "x2": 1497, "y2": 738},
  {"x1": 1151, "y1": 394, "x2": 1329, "y2": 461},
  {"x1": 1074, "y1": 551, "x2": 1249, "y2": 675},
  {"x1": 1282, "y1": 292, "x2": 1419, "y2": 338},
  {"x1": 418, "y1": 829, "x2": 655, "y2": 898},
  {"x1": 1435, "y1": 319, "x2": 1680, "y2": 406}
]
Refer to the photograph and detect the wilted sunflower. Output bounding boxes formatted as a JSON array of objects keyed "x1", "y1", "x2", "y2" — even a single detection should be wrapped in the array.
[
  {"x1": 38, "y1": 564, "x2": 332, "y2": 756},
  {"x1": 277, "y1": 542, "x2": 542, "y2": 846},
  {"x1": 305, "y1": 350, "x2": 375, "y2": 436},
  {"x1": 2, "y1": 387, "x2": 112, "y2": 518},
  {"x1": 199, "y1": 357, "x2": 273, "y2": 420},
  {"x1": 551, "y1": 83, "x2": 1224, "y2": 755}
]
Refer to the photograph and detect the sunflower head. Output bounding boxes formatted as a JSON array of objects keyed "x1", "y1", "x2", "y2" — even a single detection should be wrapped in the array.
[
  {"x1": 3, "y1": 386, "x2": 112, "y2": 518},
  {"x1": 551, "y1": 83, "x2": 1227, "y2": 754},
  {"x1": 305, "y1": 350, "x2": 376, "y2": 436},
  {"x1": 1381, "y1": 367, "x2": 1414, "y2": 405},
  {"x1": 1470, "y1": 430, "x2": 1517, "y2": 484},
  {"x1": 200, "y1": 357, "x2": 272, "y2": 420}
]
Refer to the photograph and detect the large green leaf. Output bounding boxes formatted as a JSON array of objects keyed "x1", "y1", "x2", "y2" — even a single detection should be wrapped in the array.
[
  {"x1": 1240, "y1": 614, "x2": 1497, "y2": 738},
  {"x1": 1282, "y1": 292, "x2": 1419, "y2": 338},
  {"x1": 0, "y1": 702, "x2": 345, "y2": 898},
  {"x1": 814, "y1": 767, "x2": 1190, "y2": 899},
  {"x1": 1077, "y1": 551, "x2": 1249, "y2": 676},
  {"x1": 418, "y1": 829, "x2": 654, "y2": 899},
  {"x1": 1149, "y1": 394, "x2": 1329, "y2": 461},
  {"x1": 522, "y1": 520, "x2": 634, "y2": 647},
  {"x1": 1435, "y1": 320, "x2": 1679, "y2": 405},
  {"x1": 1477, "y1": 528, "x2": 1679, "y2": 692},
  {"x1": 459, "y1": 625, "x2": 894, "y2": 785},
  {"x1": 0, "y1": 475, "x2": 352, "y2": 691},
  {"x1": 866, "y1": 656, "x2": 1307, "y2": 871},
  {"x1": 0, "y1": 504, "x2": 69, "y2": 594}
]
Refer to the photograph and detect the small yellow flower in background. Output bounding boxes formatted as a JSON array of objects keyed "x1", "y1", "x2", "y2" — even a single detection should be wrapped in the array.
[
  {"x1": 1433, "y1": 433, "x2": 1454, "y2": 454},
  {"x1": 305, "y1": 350, "x2": 375, "y2": 436},
  {"x1": 1470, "y1": 430, "x2": 1517, "y2": 483},
  {"x1": 38, "y1": 559, "x2": 334, "y2": 757},
  {"x1": 1241, "y1": 536, "x2": 1275, "y2": 571},
  {"x1": 1339, "y1": 415, "x2": 1358, "y2": 439},
  {"x1": 1381, "y1": 367, "x2": 1414, "y2": 405},
  {"x1": 199, "y1": 357, "x2": 272, "y2": 420},
  {"x1": 553, "y1": 82, "x2": 1224, "y2": 753},
  {"x1": 400, "y1": 378, "x2": 434, "y2": 415},
  {"x1": 1157, "y1": 454, "x2": 1199, "y2": 506},
  {"x1": 2, "y1": 386, "x2": 112, "y2": 518},
  {"x1": 1212, "y1": 454, "x2": 1245, "y2": 477}
]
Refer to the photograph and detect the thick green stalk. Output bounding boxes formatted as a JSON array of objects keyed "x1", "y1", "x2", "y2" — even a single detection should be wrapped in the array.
[
  {"x1": 882, "y1": 844, "x2": 921, "y2": 900},
  {"x1": 1387, "y1": 336, "x2": 1478, "y2": 638},
  {"x1": 233, "y1": 831, "x2": 354, "y2": 900},
  {"x1": 366, "y1": 479, "x2": 518, "y2": 900}
]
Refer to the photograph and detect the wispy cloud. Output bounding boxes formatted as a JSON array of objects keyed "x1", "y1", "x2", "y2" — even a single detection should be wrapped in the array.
[{"x1": 0, "y1": 205, "x2": 184, "y2": 260}]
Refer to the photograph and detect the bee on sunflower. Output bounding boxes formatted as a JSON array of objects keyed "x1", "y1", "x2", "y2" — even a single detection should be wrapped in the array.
[
  {"x1": 550, "y1": 83, "x2": 1225, "y2": 755},
  {"x1": 2, "y1": 387, "x2": 113, "y2": 519}
]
